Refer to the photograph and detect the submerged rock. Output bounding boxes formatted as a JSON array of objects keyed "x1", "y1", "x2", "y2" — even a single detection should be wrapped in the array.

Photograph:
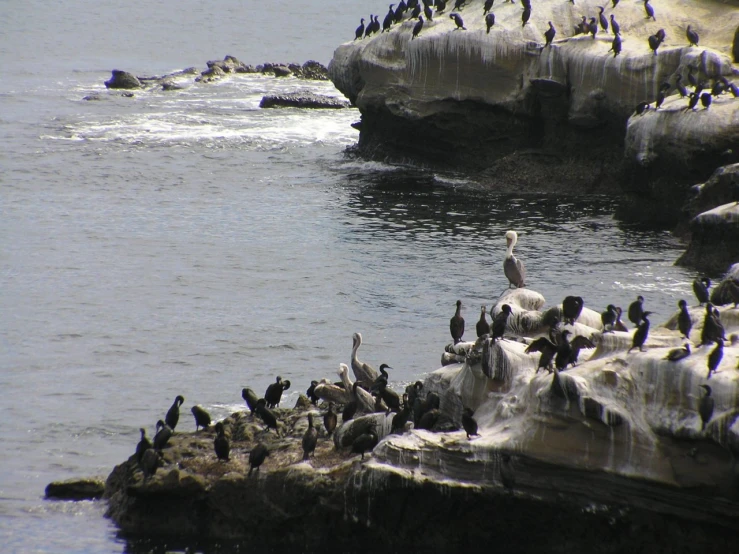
[
  {"x1": 259, "y1": 92, "x2": 350, "y2": 109},
  {"x1": 45, "y1": 477, "x2": 105, "y2": 500}
]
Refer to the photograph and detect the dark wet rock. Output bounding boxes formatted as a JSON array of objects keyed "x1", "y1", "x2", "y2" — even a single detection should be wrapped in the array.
[
  {"x1": 300, "y1": 60, "x2": 329, "y2": 81},
  {"x1": 710, "y1": 264, "x2": 739, "y2": 306},
  {"x1": 82, "y1": 94, "x2": 101, "y2": 101},
  {"x1": 104, "y1": 70, "x2": 141, "y2": 90},
  {"x1": 273, "y1": 65, "x2": 292, "y2": 77},
  {"x1": 45, "y1": 477, "x2": 105, "y2": 500},
  {"x1": 161, "y1": 81, "x2": 185, "y2": 91},
  {"x1": 259, "y1": 92, "x2": 350, "y2": 109},
  {"x1": 195, "y1": 64, "x2": 226, "y2": 83},
  {"x1": 206, "y1": 55, "x2": 247, "y2": 74}
]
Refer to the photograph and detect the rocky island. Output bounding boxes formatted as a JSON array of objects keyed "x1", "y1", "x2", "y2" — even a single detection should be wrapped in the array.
[{"x1": 95, "y1": 267, "x2": 739, "y2": 551}]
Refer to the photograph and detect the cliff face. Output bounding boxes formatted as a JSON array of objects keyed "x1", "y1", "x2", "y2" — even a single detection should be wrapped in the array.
[{"x1": 329, "y1": 1, "x2": 739, "y2": 224}]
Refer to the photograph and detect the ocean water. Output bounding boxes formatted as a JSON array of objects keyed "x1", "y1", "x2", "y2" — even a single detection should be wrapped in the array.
[{"x1": 0, "y1": 1, "x2": 703, "y2": 552}]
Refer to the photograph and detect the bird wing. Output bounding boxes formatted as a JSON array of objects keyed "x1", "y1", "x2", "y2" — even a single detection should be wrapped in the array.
[
  {"x1": 571, "y1": 336, "x2": 596, "y2": 350},
  {"x1": 525, "y1": 337, "x2": 556, "y2": 355}
]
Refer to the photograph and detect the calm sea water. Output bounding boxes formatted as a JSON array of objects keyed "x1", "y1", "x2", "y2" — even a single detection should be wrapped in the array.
[{"x1": 0, "y1": 1, "x2": 701, "y2": 552}]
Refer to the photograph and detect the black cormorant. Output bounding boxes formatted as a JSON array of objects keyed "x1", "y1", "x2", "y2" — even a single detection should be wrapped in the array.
[
  {"x1": 610, "y1": 34, "x2": 622, "y2": 57},
  {"x1": 418, "y1": 408, "x2": 442, "y2": 430},
  {"x1": 364, "y1": 15, "x2": 375, "y2": 38},
  {"x1": 141, "y1": 448, "x2": 160, "y2": 479},
  {"x1": 265, "y1": 376, "x2": 291, "y2": 408},
  {"x1": 492, "y1": 304, "x2": 512, "y2": 341},
  {"x1": 476, "y1": 305, "x2": 491, "y2": 337},
  {"x1": 165, "y1": 395, "x2": 184, "y2": 431},
  {"x1": 453, "y1": 0, "x2": 466, "y2": 11},
  {"x1": 644, "y1": 0, "x2": 655, "y2": 21},
  {"x1": 342, "y1": 382, "x2": 360, "y2": 422},
  {"x1": 610, "y1": 15, "x2": 620, "y2": 36},
  {"x1": 627, "y1": 295, "x2": 645, "y2": 326},
  {"x1": 635, "y1": 101, "x2": 650, "y2": 115},
  {"x1": 153, "y1": 419, "x2": 173, "y2": 450},
  {"x1": 450, "y1": 300, "x2": 465, "y2": 344},
  {"x1": 664, "y1": 343, "x2": 691, "y2": 362},
  {"x1": 306, "y1": 381, "x2": 320, "y2": 405},
  {"x1": 700, "y1": 92, "x2": 712, "y2": 109},
  {"x1": 324, "y1": 403, "x2": 338, "y2": 436},
  {"x1": 648, "y1": 34, "x2": 662, "y2": 55},
  {"x1": 526, "y1": 337, "x2": 557, "y2": 373},
  {"x1": 392, "y1": 394, "x2": 412, "y2": 433},
  {"x1": 698, "y1": 385, "x2": 714, "y2": 431},
  {"x1": 450, "y1": 13, "x2": 466, "y2": 30},
  {"x1": 135, "y1": 428, "x2": 152, "y2": 464},
  {"x1": 301, "y1": 414, "x2": 318, "y2": 461},
  {"x1": 675, "y1": 75, "x2": 688, "y2": 98},
  {"x1": 248, "y1": 443, "x2": 269, "y2": 475},
  {"x1": 598, "y1": 7, "x2": 608, "y2": 32},
  {"x1": 614, "y1": 307, "x2": 629, "y2": 332},
  {"x1": 424, "y1": 5, "x2": 433, "y2": 21},
  {"x1": 687, "y1": 91, "x2": 700, "y2": 110},
  {"x1": 522, "y1": 7, "x2": 531, "y2": 28},
  {"x1": 562, "y1": 296, "x2": 584, "y2": 325},
  {"x1": 484, "y1": 0, "x2": 494, "y2": 14},
  {"x1": 707, "y1": 339, "x2": 723, "y2": 379},
  {"x1": 255, "y1": 398, "x2": 279, "y2": 434},
  {"x1": 355, "y1": 18, "x2": 365, "y2": 40},
  {"x1": 242, "y1": 387, "x2": 259, "y2": 414},
  {"x1": 601, "y1": 304, "x2": 617, "y2": 332},
  {"x1": 701, "y1": 303, "x2": 725, "y2": 346},
  {"x1": 352, "y1": 429, "x2": 379, "y2": 459},
  {"x1": 214, "y1": 421, "x2": 230, "y2": 462},
  {"x1": 677, "y1": 299, "x2": 692, "y2": 339},
  {"x1": 655, "y1": 89, "x2": 666, "y2": 109},
  {"x1": 462, "y1": 407, "x2": 479, "y2": 439},
  {"x1": 686, "y1": 25, "x2": 699, "y2": 47},
  {"x1": 555, "y1": 330, "x2": 595, "y2": 369},
  {"x1": 588, "y1": 18, "x2": 598, "y2": 40},
  {"x1": 485, "y1": 13, "x2": 495, "y2": 33},
  {"x1": 544, "y1": 22, "x2": 556, "y2": 47},
  {"x1": 191, "y1": 405, "x2": 212, "y2": 431},
  {"x1": 628, "y1": 311, "x2": 653, "y2": 353},
  {"x1": 394, "y1": 1, "x2": 408, "y2": 23},
  {"x1": 436, "y1": 0, "x2": 447, "y2": 14},
  {"x1": 693, "y1": 277, "x2": 711, "y2": 305},
  {"x1": 383, "y1": 5, "x2": 395, "y2": 32}
]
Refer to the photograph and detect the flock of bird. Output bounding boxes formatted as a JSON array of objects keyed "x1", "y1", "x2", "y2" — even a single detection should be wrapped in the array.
[
  {"x1": 349, "y1": 1, "x2": 738, "y2": 116},
  {"x1": 132, "y1": 227, "x2": 736, "y2": 480}
]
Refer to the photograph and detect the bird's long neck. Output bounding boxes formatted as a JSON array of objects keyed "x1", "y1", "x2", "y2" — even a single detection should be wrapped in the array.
[{"x1": 505, "y1": 241, "x2": 514, "y2": 258}]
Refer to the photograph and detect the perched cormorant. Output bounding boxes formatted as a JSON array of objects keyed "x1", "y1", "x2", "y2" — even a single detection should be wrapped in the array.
[
  {"x1": 342, "y1": 382, "x2": 360, "y2": 422},
  {"x1": 562, "y1": 296, "x2": 584, "y2": 325},
  {"x1": 306, "y1": 381, "x2": 320, "y2": 405},
  {"x1": 707, "y1": 339, "x2": 724, "y2": 379},
  {"x1": 610, "y1": 35, "x2": 622, "y2": 57},
  {"x1": 265, "y1": 376, "x2": 291, "y2": 408},
  {"x1": 701, "y1": 303, "x2": 726, "y2": 346},
  {"x1": 462, "y1": 407, "x2": 479, "y2": 439},
  {"x1": 648, "y1": 34, "x2": 662, "y2": 55},
  {"x1": 414, "y1": 390, "x2": 440, "y2": 426},
  {"x1": 635, "y1": 101, "x2": 650, "y2": 115},
  {"x1": 351, "y1": 332, "x2": 379, "y2": 383},
  {"x1": 214, "y1": 421, "x2": 230, "y2": 462},
  {"x1": 627, "y1": 295, "x2": 645, "y2": 326},
  {"x1": 394, "y1": 1, "x2": 408, "y2": 23},
  {"x1": 248, "y1": 443, "x2": 269, "y2": 476},
  {"x1": 574, "y1": 16, "x2": 587, "y2": 36},
  {"x1": 555, "y1": 330, "x2": 595, "y2": 369},
  {"x1": 436, "y1": 0, "x2": 447, "y2": 14},
  {"x1": 450, "y1": 13, "x2": 466, "y2": 30},
  {"x1": 526, "y1": 337, "x2": 557, "y2": 373},
  {"x1": 503, "y1": 230, "x2": 526, "y2": 288},
  {"x1": 255, "y1": 398, "x2": 279, "y2": 434},
  {"x1": 686, "y1": 25, "x2": 699, "y2": 47},
  {"x1": 598, "y1": 7, "x2": 608, "y2": 32},
  {"x1": 375, "y1": 379, "x2": 401, "y2": 413},
  {"x1": 141, "y1": 448, "x2": 160, "y2": 479},
  {"x1": 301, "y1": 414, "x2": 318, "y2": 461},
  {"x1": 352, "y1": 429, "x2": 379, "y2": 460},
  {"x1": 418, "y1": 408, "x2": 442, "y2": 430},
  {"x1": 411, "y1": 4, "x2": 421, "y2": 19},
  {"x1": 544, "y1": 22, "x2": 556, "y2": 47},
  {"x1": 655, "y1": 89, "x2": 666, "y2": 109},
  {"x1": 522, "y1": 8, "x2": 531, "y2": 28},
  {"x1": 644, "y1": 0, "x2": 655, "y2": 21},
  {"x1": 324, "y1": 403, "x2": 338, "y2": 436},
  {"x1": 698, "y1": 385, "x2": 714, "y2": 431},
  {"x1": 687, "y1": 92, "x2": 700, "y2": 111},
  {"x1": 424, "y1": 4, "x2": 433, "y2": 21},
  {"x1": 677, "y1": 299, "x2": 692, "y2": 339},
  {"x1": 165, "y1": 395, "x2": 185, "y2": 431},
  {"x1": 242, "y1": 387, "x2": 259, "y2": 415},
  {"x1": 664, "y1": 343, "x2": 691, "y2": 362},
  {"x1": 614, "y1": 307, "x2": 629, "y2": 332},
  {"x1": 135, "y1": 428, "x2": 152, "y2": 464},
  {"x1": 601, "y1": 304, "x2": 617, "y2": 332},
  {"x1": 693, "y1": 277, "x2": 711, "y2": 305},
  {"x1": 610, "y1": 15, "x2": 620, "y2": 36},
  {"x1": 383, "y1": 5, "x2": 395, "y2": 33},
  {"x1": 191, "y1": 405, "x2": 212, "y2": 432},
  {"x1": 476, "y1": 305, "x2": 491, "y2": 338},
  {"x1": 700, "y1": 92, "x2": 712, "y2": 109},
  {"x1": 392, "y1": 394, "x2": 412, "y2": 432},
  {"x1": 654, "y1": 28, "x2": 666, "y2": 43},
  {"x1": 453, "y1": 0, "x2": 466, "y2": 11},
  {"x1": 628, "y1": 311, "x2": 653, "y2": 353},
  {"x1": 588, "y1": 18, "x2": 598, "y2": 40},
  {"x1": 675, "y1": 74, "x2": 688, "y2": 98},
  {"x1": 492, "y1": 304, "x2": 512, "y2": 341},
  {"x1": 153, "y1": 419, "x2": 173, "y2": 450},
  {"x1": 483, "y1": 0, "x2": 494, "y2": 14},
  {"x1": 355, "y1": 18, "x2": 365, "y2": 40},
  {"x1": 364, "y1": 15, "x2": 375, "y2": 38},
  {"x1": 612, "y1": 0, "x2": 619, "y2": 7},
  {"x1": 450, "y1": 300, "x2": 465, "y2": 344},
  {"x1": 485, "y1": 13, "x2": 495, "y2": 33}
]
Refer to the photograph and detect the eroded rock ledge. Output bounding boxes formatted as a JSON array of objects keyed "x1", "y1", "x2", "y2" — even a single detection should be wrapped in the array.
[
  {"x1": 102, "y1": 287, "x2": 739, "y2": 551},
  {"x1": 328, "y1": 2, "x2": 739, "y2": 225}
]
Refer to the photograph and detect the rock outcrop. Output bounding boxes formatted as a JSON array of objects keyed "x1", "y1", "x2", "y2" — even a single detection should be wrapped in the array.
[
  {"x1": 104, "y1": 69, "x2": 142, "y2": 89},
  {"x1": 45, "y1": 477, "x2": 105, "y2": 500},
  {"x1": 329, "y1": 1, "x2": 739, "y2": 225},
  {"x1": 98, "y1": 287, "x2": 739, "y2": 551},
  {"x1": 259, "y1": 92, "x2": 350, "y2": 109}
]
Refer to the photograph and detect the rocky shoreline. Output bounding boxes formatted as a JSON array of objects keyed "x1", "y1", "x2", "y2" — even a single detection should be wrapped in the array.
[{"x1": 47, "y1": 273, "x2": 739, "y2": 551}]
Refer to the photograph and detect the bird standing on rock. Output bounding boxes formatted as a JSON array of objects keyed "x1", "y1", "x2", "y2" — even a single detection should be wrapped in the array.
[
  {"x1": 700, "y1": 93, "x2": 712, "y2": 109},
  {"x1": 462, "y1": 407, "x2": 479, "y2": 439},
  {"x1": 522, "y1": 8, "x2": 531, "y2": 28},
  {"x1": 610, "y1": 15, "x2": 620, "y2": 36},
  {"x1": 629, "y1": 312, "x2": 653, "y2": 353},
  {"x1": 248, "y1": 443, "x2": 269, "y2": 476},
  {"x1": 544, "y1": 22, "x2": 556, "y2": 47},
  {"x1": 485, "y1": 13, "x2": 495, "y2": 34},
  {"x1": 476, "y1": 305, "x2": 491, "y2": 337},
  {"x1": 664, "y1": 343, "x2": 690, "y2": 362},
  {"x1": 135, "y1": 428, "x2": 152, "y2": 464},
  {"x1": 165, "y1": 395, "x2": 185, "y2": 431},
  {"x1": 323, "y1": 403, "x2": 338, "y2": 437},
  {"x1": 562, "y1": 296, "x2": 584, "y2": 325},
  {"x1": 698, "y1": 385, "x2": 714, "y2": 431},
  {"x1": 677, "y1": 299, "x2": 692, "y2": 339},
  {"x1": 191, "y1": 405, "x2": 211, "y2": 431},
  {"x1": 352, "y1": 429, "x2": 379, "y2": 460},
  {"x1": 601, "y1": 304, "x2": 617, "y2": 332},
  {"x1": 707, "y1": 339, "x2": 723, "y2": 379},
  {"x1": 503, "y1": 230, "x2": 526, "y2": 288},
  {"x1": 644, "y1": 0, "x2": 656, "y2": 21},
  {"x1": 628, "y1": 295, "x2": 645, "y2": 326},
  {"x1": 693, "y1": 277, "x2": 711, "y2": 305},
  {"x1": 450, "y1": 300, "x2": 465, "y2": 344},
  {"x1": 483, "y1": 0, "x2": 494, "y2": 14},
  {"x1": 355, "y1": 18, "x2": 365, "y2": 40},
  {"x1": 686, "y1": 25, "x2": 699, "y2": 47},
  {"x1": 450, "y1": 13, "x2": 466, "y2": 30},
  {"x1": 610, "y1": 35, "x2": 622, "y2": 57},
  {"x1": 214, "y1": 422, "x2": 230, "y2": 461},
  {"x1": 598, "y1": 7, "x2": 608, "y2": 32},
  {"x1": 301, "y1": 414, "x2": 318, "y2": 461},
  {"x1": 492, "y1": 304, "x2": 512, "y2": 341},
  {"x1": 265, "y1": 376, "x2": 291, "y2": 408}
]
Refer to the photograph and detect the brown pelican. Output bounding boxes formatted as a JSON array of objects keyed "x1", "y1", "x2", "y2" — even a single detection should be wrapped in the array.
[
  {"x1": 351, "y1": 332, "x2": 379, "y2": 383},
  {"x1": 340, "y1": 364, "x2": 376, "y2": 413},
  {"x1": 503, "y1": 231, "x2": 526, "y2": 288}
]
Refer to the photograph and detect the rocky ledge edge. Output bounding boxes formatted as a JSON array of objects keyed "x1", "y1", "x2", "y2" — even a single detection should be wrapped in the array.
[{"x1": 53, "y1": 270, "x2": 739, "y2": 551}]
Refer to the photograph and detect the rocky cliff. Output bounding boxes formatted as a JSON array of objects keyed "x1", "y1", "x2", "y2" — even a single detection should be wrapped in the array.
[
  {"x1": 102, "y1": 287, "x2": 739, "y2": 551},
  {"x1": 329, "y1": 0, "x2": 739, "y2": 225}
]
